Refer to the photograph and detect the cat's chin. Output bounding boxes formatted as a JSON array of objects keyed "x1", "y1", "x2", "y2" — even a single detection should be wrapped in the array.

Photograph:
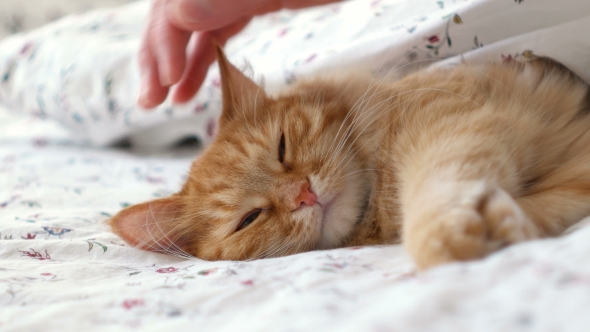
[
  {"x1": 310, "y1": 170, "x2": 372, "y2": 249},
  {"x1": 318, "y1": 194, "x2": 339, "y2": 229},
  {"x1": 316, "y1": 190, "x2": 365, "y2": 249}
]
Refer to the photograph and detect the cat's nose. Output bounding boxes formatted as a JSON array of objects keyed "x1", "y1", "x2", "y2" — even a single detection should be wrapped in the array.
[{"x1": 294, "y1": 182, "x2": 317, "y2": 209}]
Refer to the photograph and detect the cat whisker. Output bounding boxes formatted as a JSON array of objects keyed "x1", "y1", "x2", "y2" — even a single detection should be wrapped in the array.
[
  {"x1": 335, "y1": 168, "x2": 380, "y2": 182},
  {"x1": 325, "y1": 45, "x2": 503, "y2": 168},
  {"x1": 320, "y1": 71, "x2": 389, "y2": 163},
  {"x1": 253, "y1": 85, "x2": 263, "y2": 129},
  {"x1": 323, "y1": 52, "x2": 429, "y2": 161},
  {"x1": 110, "y1": 206, "x2": 209, "y2": 261},
  {"x1": 331, "y1": 88, "x2": 433, "y2": 170},
  {"x1": 254, "y1": 239, "x2": 287, "y2": 259},
  {"x1": 327, "y1": 85, "x2": 383, "y2": 164},
  {"x1": 323, "y1": 87, "x2": 417, "y2": 171},
  {"x1": 147, "y1": 203, "x2": 199, "y2": 260},
  {"x1": 330, "y1": 86, "x2": 482, "y2": 174},
  {"x1": 127, "y1": 228, "x2": 194, "y2": 260},
  {"x1": 140, "y1": 225, "x2": 194, "y2": 260}
]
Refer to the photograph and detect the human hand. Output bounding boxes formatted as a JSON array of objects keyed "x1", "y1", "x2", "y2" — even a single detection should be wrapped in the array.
[{"x1": 137, "y1": 0, "x2": 341, "y2": 109}]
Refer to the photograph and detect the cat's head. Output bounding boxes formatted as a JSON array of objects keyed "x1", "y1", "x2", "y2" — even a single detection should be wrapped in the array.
[{"x1": 110, "y1": 46, "x2": 375, "y2": 260}]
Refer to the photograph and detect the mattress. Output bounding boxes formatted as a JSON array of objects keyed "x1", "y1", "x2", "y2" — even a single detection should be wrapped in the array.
[{"x1": 2, "y1": 108, "x2": 590, "y2": 331}]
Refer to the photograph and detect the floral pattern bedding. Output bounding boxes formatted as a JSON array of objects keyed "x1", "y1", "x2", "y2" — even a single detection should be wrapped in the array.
[{"x1": 2, "y1": 107, "x2": 590, "y2": 331}]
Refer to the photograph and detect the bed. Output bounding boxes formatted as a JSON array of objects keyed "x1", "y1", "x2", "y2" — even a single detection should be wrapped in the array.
[{"x1": 2, "y1": 0, "x2": 590, "y2": 330}]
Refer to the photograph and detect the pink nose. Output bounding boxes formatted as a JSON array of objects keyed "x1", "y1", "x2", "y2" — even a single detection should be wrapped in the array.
[{"x1": 295, "y1": 182, "x2": 317, "y2": 209}]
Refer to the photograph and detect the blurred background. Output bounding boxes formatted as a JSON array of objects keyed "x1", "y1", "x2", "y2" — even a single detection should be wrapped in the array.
[{"x1": 0, "y1": 0, "x2": 136, "y2": 40}]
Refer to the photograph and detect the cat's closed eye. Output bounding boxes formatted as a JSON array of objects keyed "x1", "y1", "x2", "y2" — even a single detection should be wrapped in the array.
[
  {"x1": 278, "y1": 133, "x2": 286, "y2": 164},
  {"x1": 238, "y1": 209, "x2": 262, "y2": 231}
]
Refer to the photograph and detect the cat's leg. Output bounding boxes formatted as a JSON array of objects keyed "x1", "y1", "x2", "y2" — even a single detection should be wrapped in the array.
[{"x1": 399, "y1": 135, "x2": 540, "y2": 270}]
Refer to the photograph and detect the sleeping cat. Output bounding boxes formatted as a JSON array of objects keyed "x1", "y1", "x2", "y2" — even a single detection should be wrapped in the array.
[{"x1": 111, "y1": 46, "x2": 590, "y2": 269}]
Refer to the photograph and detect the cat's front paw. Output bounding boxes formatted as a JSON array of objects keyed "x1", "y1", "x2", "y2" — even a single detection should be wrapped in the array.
[{"x1": 403, "y1": 183, "x2": 540, "y2": 270}]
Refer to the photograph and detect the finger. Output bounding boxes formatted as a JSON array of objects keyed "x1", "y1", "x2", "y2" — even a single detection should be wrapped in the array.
[
  {"x1": 282, "y1": 0, "x2": 343, "y2": 10},
  {"x1": 137, "y1": 1, "x2": 170, "y2": 109},
  {"x1": 151, "y1": 0, "x2": 192, "y2": 86},
  {"x1": 137, "y1": 47, "x2": 170, "y2": 109},
  {"x1": 171, "y1": 17, "x2": 251, "y2": 104},
  {"x1": 166, "y1": 0, "x2": 341, "y2": 32}
]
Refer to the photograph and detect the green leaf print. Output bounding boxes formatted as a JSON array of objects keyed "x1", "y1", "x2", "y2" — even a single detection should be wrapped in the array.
[
  {"x1": 95, "y1": 242, "x2": 107, "y2": 252},
  {"x1": 85, "y1": 240, "x2": 108, "y2": 252}
]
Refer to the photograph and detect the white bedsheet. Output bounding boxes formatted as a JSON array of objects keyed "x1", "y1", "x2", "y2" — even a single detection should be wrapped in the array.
[{"x1": 2, "y1": 109, "x2": 590, "y2": 331}]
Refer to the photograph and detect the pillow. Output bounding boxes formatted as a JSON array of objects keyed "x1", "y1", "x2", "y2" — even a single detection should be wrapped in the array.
[
  {"x1": 0, "y1": 0, "x2": 136, "y2": 40},
  {"x1": 1, "y1": 0, "x2": 590, "y2": 149}
]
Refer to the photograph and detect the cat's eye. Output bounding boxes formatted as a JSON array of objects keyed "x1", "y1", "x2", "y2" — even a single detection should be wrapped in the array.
[
  {"x1": 278, "y1": 134, "x2": 286, "y2": 163},
  {"x1": 238, "y1": 209, "x2": 262, "y2": 231}
]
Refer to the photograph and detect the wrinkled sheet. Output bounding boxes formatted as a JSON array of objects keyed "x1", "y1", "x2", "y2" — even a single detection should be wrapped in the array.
[{"x1": 2, "y1": 110, "x2": 590, "y2": 331}]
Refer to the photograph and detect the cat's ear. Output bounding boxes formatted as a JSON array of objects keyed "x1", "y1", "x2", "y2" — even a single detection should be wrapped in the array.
[
  {"x1": 109, "y1": 196, "x2": 187, "y2": 252},
  {"x1": 215, "y1": 42, "x2": 267, "y2": 125}
]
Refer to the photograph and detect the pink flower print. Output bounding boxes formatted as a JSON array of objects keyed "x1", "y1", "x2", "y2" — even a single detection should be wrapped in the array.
[
  {"x1": 502, "y1": 54, "x2": 514, "y2": 64},
  {"x1": 19, "y1": 248, "x2": 51, "y2": 260},
  {"x1": 122, "y1": 299, "x2": 144, "y2": 310},
  {"x1": 32, "y1": 138, "x2": 48, "y2": 148},
  {"x1": 198, "y1": 268, "x2": 218, "y2": 276},
  {"x1": 19, "y1": 42, "x2": 33, "y2": 56},
  {"x1": 278, "y1": 28, "x2": 289, "y2": 37},
  {"x1": 145, "y1": 176, "x2": 164, "y2": 184},
  {"x1": 156, "y1": 267, "x2": 178, "y2": 273},
  {"x1": 427, "y1": 35, "x2": 440, "y2": 43},
  {"x1": 207, "y1": 119, "x2": 217, "y2": 138},
  {"x1": 325, "y1": 263, "x2": 348, "y2": 269},
  {"x1": 194, "y1": 102, "x2": 208, "y2": 113},
  {"x1": 212, "y1": 77, "x2": 221, "y2": 88},
  {"x1": 241, "y1": 280, "x2": 254, "y2": 286},
  {"x1": 304, "y1": 54, "x2": 317, "y2": 64},
  {"x1": 0, "y1": 195, "x2": 20, "y2": 208},
  {"x1": 40, "y1": 273, "x2": 53, "y2": 276},
  {"x1": 396, "y1": 271, "x2": 417, "y2": 281},
  {"x1": 21, "y1": 233, "x2": 36, "y2": 240}
]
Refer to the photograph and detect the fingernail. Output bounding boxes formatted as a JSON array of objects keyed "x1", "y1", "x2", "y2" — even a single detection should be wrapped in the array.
[
  {"x1": 158, "y1": 59, "x2": 174, "y2": 87},
  {"x1": 168, "y1": 0, "x2": 212, "y2": 24},
  {"x1": 137, "y1": 79, "x2": 152, "y2": 109},
  {"x1": 169, "y1": 85, "x2": 181, "y2": 105}
]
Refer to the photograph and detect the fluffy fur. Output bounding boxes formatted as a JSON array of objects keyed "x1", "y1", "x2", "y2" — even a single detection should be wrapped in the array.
[{"x1": 111, "y1": 48, "x2": 590, "y2": 269}]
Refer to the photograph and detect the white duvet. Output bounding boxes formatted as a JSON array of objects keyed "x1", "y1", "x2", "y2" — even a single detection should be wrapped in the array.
[{"x1": 2, "y1": 109, "x2": 590, "y2": 331}]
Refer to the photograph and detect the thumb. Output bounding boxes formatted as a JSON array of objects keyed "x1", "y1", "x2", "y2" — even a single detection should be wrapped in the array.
[{"x1": 166, "y1": 0, "x2": 341, "y2": 32}]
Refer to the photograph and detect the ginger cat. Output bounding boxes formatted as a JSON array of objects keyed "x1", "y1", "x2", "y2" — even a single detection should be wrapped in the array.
[{"x1": 111, "y1": 46, "x2": 590, "y2": 269}]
